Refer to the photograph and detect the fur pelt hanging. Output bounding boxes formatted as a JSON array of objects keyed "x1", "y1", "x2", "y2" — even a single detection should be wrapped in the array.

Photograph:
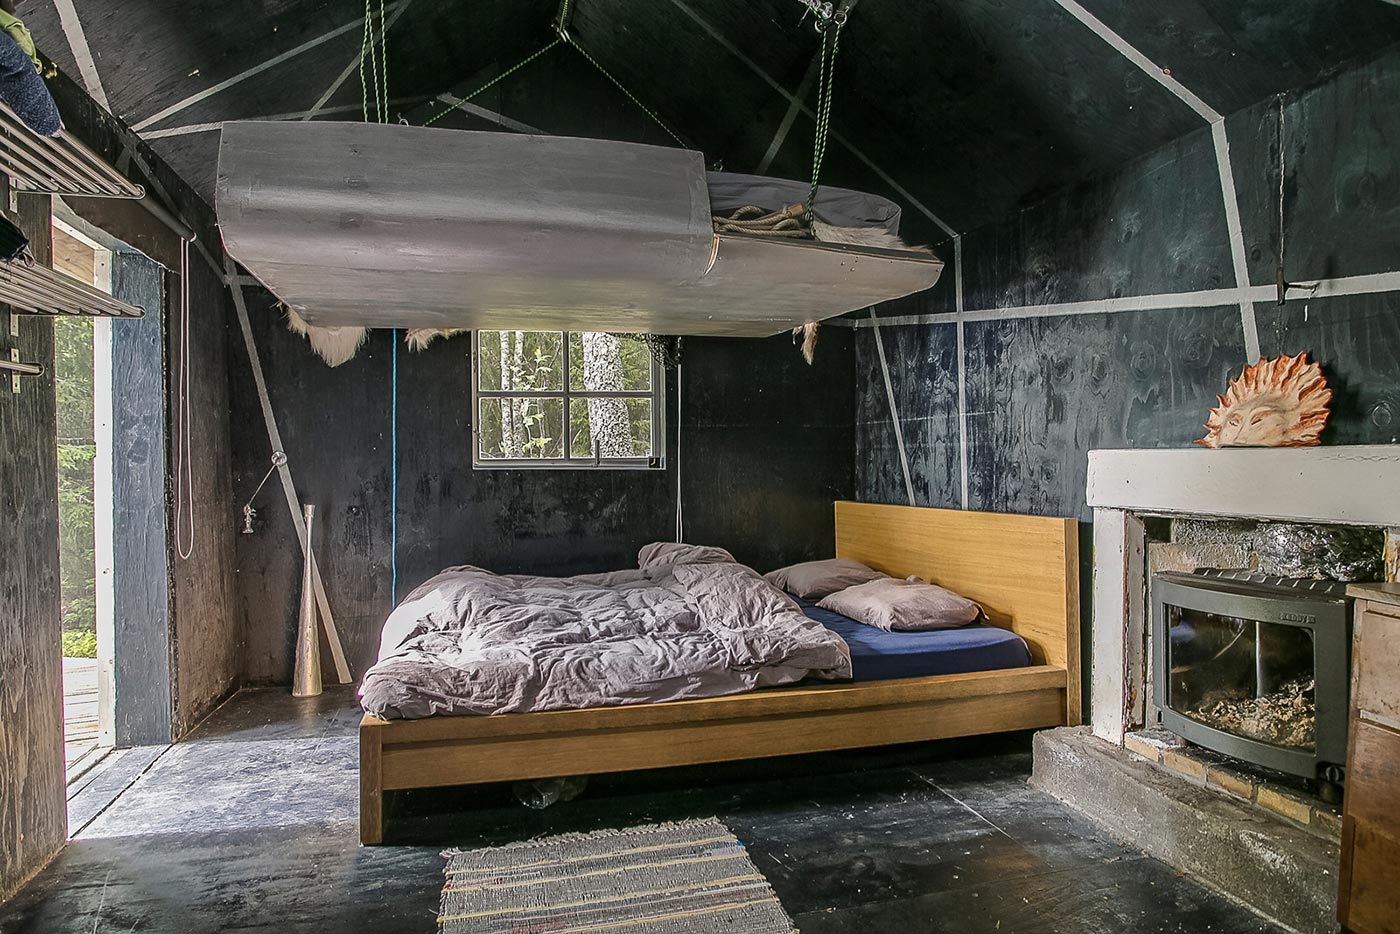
[
  {"x1": 404, "y1": 328, "x2": 466, "y2": 352},
  {"x1": 790, "y1": 220, "x2": 931, "y2": 365},
  {"x1": 283, "y1": 304, "x2": 367, "y2": 368}
]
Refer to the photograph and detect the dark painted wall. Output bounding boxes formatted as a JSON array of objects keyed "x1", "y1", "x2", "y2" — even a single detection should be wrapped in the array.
[
  {"x1": 21, "y1": 0, "x2": 1400, "y2": 240},
  {"x1": 0, "y1": 191, "x2": 65, "y2": 903},
  {"x1": 42, "y1": 74, "x2": 242, "y2": 741},
  {"x1": 168, "y1": 246, "x2": 242, "y2": 737},
  {"x1": 858, "y1": 45, "x2": 1400, "y2": 520},
  {"x1": 855, "y1": 46, "x2": 1400, "y2": 720},
  {"x1": 227, "y1": 51, "x2": 857, "y2": 685},
  {"x1": 107, "y1": 253, "x2": 173, "y2": 746},
  {"x1": 229, "y1": 303, "x2": 855, "y2": 684}
]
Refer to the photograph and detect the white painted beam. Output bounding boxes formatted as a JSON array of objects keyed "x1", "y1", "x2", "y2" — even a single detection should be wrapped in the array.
[
  {"x1": 52, "y1": 0, "x2": 111, "y2": 111},
  {"x1": 869, "y1": 311, "x2": 916, "y2": 506},
  {"x1": 839, "y1": 269, "x2": 1400, "y2": 328},
  {"x1": 132, "y1": 2, "x2": 409, "y2": 133},
  {"x1": 1090, "y1": 507, "x2": 1146, "y2": 744}
]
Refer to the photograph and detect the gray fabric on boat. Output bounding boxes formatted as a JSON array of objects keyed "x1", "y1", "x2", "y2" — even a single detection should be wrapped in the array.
[
  {"x1": 358, "y1": 562, "x2": 852, "y2": 719},
  {"x1": 706, "y1": 171, "x2": 902, "y2": 234}
]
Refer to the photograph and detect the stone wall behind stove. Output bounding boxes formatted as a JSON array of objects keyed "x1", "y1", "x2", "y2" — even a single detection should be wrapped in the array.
[{"x1": 1146, "y1": 517, "x2": 1391, "y2": 583}]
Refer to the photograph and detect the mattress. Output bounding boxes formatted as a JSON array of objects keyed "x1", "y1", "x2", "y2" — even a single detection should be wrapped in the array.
[{"x1": 794, "y1": 596, "x2": 1032, "y2": 682}]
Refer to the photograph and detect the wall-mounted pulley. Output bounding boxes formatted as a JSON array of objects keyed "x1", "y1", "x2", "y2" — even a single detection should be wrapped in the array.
[{"x1": 796, "y1": 0, "x2": 850, "y2": 31}]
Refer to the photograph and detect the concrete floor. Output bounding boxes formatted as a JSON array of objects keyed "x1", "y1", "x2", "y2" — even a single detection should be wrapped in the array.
[{"x1": 1, "y1": 688, "x2": 1287, "y2": 933}]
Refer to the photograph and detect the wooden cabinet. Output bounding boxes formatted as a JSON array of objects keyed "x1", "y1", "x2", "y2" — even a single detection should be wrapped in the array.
[{"x1": 1340, "y1": 585, "x2": 1400, "y2": 934}]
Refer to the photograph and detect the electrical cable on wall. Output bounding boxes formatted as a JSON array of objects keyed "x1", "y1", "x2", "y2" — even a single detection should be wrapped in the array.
[
  {"x1": 390, "y1": 332, "x2": 399, "y2": 604},
  {"x1": 174, "y1": 236, "x2": 195, "y2": 560},
  {"x1": 674, "y1": 362, "x2": 683, "y2": 544},
  {"x1": 1274, "y1": 93, "x2": 1320, "y2": 319}
]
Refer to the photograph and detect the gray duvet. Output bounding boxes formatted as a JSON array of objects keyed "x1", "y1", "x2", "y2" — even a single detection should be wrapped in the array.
[{"x1": 358, "y1": 561, "x2": 853, "y2": 719}]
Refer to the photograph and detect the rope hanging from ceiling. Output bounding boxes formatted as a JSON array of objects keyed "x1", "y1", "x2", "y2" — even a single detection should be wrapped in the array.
[
  {"x1": 805, "y1": 9, "x2": 846, "y2": 226},
  {"x1": 360, "y1": 0, "x2": 390, "y2": 122}
]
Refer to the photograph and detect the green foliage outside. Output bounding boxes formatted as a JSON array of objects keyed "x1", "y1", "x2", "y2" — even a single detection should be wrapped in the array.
[
  {"x1": 476, "y1": 331, "x2": 654, "y2": 461},
  {"x1": 62, "y1": 629, "x2": 97, "y2": 659},
  {"x1": 55, "y1": 317, "x2": 97, "y2": 658}
]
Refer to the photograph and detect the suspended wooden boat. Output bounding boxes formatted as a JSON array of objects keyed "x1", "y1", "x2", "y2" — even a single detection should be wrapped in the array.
[{"x1": 215, "y1": 122, "x2": 942, "y2": 337}]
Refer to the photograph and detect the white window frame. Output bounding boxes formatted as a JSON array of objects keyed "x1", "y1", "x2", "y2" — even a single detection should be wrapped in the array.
[{"x1": 470, "y1": 330, "x2": 665, "y2": 470}]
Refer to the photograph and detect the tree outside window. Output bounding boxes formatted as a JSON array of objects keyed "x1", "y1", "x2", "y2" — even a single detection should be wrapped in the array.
[{"x1": 474, "y1": 331, "x2": 662, "y2": 468}]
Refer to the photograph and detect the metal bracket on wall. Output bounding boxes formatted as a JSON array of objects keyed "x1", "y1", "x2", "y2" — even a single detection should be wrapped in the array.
[{"x1": 4, "y1": 348, "x2": 43, "y2": 394}]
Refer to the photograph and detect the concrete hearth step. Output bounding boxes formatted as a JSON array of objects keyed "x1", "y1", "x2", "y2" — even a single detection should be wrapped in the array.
[{"x1": 1031, "y1": 726, "x2": 1340, "y2": 934}]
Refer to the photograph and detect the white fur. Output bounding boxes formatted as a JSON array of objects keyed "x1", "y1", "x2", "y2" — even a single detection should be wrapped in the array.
[
  {"x1": 284, "y1": 305, "x2": 368, "y2": 368},
  {"x1": 790, "y1": 225, "x2": 930, "y2": 365},
  {"x1": 404, "y1": 328, "x2": 466, "y2": 352},
  {"x1": 813, "y1": 221, "x2": 929, "y2": 253}
]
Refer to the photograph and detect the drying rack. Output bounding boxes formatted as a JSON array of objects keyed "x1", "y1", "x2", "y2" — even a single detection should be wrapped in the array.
[
  {"x1": 0, "y1": 101, "x2": 144, "y2": 199},
  {"x1": 0, "y1": 261, "x2": 143, "y2": 318}
]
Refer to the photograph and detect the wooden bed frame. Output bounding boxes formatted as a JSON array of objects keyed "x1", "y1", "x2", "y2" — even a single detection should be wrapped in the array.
[{"x1": 359, "y1": 502, "x2": 1080, "y2": 844}]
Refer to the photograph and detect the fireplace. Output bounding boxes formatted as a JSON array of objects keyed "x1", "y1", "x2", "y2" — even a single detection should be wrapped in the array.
[{"x1": 1151, "y1": 570, "x2": 1352, "y2": 785}]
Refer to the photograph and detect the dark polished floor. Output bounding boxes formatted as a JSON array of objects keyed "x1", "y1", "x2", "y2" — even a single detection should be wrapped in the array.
[{"x1": 0, "y1": 688, "x2": 1285, "y2": 933}]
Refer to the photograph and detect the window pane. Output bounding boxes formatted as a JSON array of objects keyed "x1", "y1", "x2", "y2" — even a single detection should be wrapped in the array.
[
  {"x1": 569, "y1": 332, "x2": 651, "y2": 392},
  {"x1": 570, "y1": 398, "x2": 652, "y2": 459},
  {"x1": 478, "y1": 397, "x2": 564, "y2": 460},
  {"x1": 478, "y1": 330, "x2": 563, "y2": 392}
]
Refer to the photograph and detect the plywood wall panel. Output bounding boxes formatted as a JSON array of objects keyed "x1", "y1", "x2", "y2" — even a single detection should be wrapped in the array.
[
  {"x1": 963, "y1": 307, "x2": 1247, "y2": 521},
  {"x1": 106, "y1": 254, "x2": 173, "y2": 746},
  {"x1": 1257, "y1": 294, "x2": 1400, "y2": 446},
  {"x1": 169, "y1": 250, "x2": 241, "y2": 737},
  {"x1": 1230, "y1": 49, "x2": 1400, "y2": 287},
  {"x1": 960, "y1": 125, "x2": 1232, "y2": 312},
  {"x1": 0, "y1": 191, "x2": 65, "y2": 903}
]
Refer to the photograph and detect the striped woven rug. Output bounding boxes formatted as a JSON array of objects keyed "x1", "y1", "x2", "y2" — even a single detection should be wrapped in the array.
[{"x1": 438, "y1": 818, "x2": 796, "y2": 934}]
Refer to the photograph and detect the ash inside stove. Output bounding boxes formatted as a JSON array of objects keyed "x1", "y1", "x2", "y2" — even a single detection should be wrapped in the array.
[{"x1": 1183, "y1": 676, "x2": 1316, "y2": 749}]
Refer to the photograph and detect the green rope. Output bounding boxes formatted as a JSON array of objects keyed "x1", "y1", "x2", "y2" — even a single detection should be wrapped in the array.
[
  {"x1": 806, "y1": 20, "x2": 843, "y2": 226},
  {"x1": 424, "y1": 38, "x2": 564, "y2": 126},
  {"x1": 359, "y1": 0, "x2": 373, "y2": 121},
  {"x1": 563, "y1": 35, "x2": 685, "y2": 147},
  {"x1": 360, "y1": 0, "x2": 391, "y2": 122}
]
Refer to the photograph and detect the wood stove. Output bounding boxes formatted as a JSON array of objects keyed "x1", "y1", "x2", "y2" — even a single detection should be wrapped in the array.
[{"x1": 1152, "y1": 570, "x2": 1352, "y2": 784}]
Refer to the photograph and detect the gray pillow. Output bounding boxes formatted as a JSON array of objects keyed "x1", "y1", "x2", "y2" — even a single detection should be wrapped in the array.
[
  {"x1": 638, "y1": 542, "x2": 736, "y2": 571},
  {"x1": 765, "y1": 558, "x2": 888, "y2": 600},
  {"x1": 817, "y1": 578, "x2": 982, "y2": 632}
]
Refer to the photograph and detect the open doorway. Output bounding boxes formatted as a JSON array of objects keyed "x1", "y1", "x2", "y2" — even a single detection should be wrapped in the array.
[{"x1": 51, "y1": 218, "x2": 115, "y2": 785}]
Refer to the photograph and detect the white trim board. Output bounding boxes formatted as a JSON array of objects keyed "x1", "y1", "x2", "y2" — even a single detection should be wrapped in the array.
[
  {"x1": 954, "y1": 235, "x2": 969, "y2": 510},
  {"x1": 131, "y1": 2, "x2": 409, "y2": 133},
  {"x1": 1051, "y1": 0, "x2": 1257, "y2": 361},
  {"x1": 141, "y1": 98, "x2": 430, "y2": 140},
  {"x1": 869, "y1": 311, "x2": 916, "y2": 506},
  {"x1": 226, "y1": 261, "x2": 353, "y2": 683},
  {"x1": 53, "y1": 0, "x2": 111, "y2": 111},
  {"x1": 1086, "y1": 446, "x2": 1400, "y2": 526},
  {"x1": 837, "y1": 269, "x2": 1400, "y2": 328}
]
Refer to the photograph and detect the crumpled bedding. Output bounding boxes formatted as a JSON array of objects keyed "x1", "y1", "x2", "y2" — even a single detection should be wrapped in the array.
[{"x1": 358, "y1": 561, "x2": 853, "y2": 719}]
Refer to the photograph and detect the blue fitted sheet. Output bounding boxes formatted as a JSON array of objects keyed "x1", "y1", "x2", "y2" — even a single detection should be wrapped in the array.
[{"x1": 793, "y1": 596, "x2": 1032, "y2": 682}]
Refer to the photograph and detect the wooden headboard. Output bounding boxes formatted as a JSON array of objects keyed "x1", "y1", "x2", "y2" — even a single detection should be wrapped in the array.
[{"x1": 834, "y1": 501, "x2": 1080, "y2": 716}]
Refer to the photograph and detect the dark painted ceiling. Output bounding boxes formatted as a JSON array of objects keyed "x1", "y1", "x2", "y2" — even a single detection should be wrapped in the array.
[{"x1": 15, "y1": 0, "x2": 1400, "y2": 240}]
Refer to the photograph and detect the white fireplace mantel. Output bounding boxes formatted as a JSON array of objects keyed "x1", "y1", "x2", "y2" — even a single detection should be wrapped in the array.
[
  {"x1": 1087, "y1": 445, "x2": 1400, "y2": 526},
  {"x1": 1087, "y1": 445, "x2": 1400, "y2": 744}
]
